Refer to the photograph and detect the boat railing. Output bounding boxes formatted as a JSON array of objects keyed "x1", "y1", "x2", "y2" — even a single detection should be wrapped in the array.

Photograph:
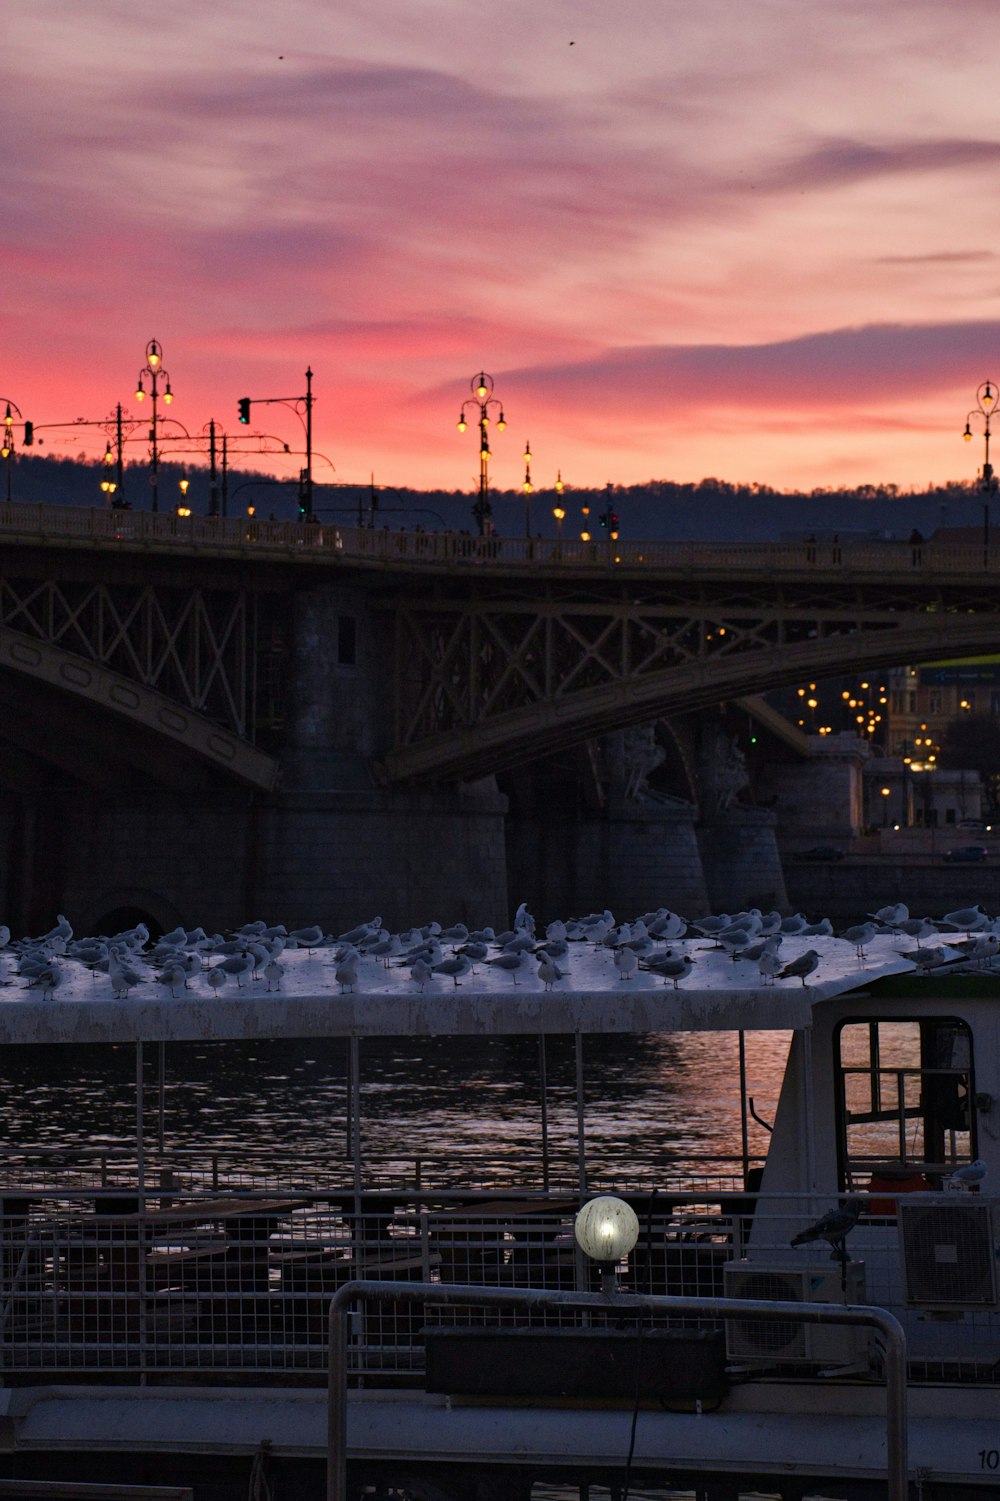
[{"x1": 0, "y1": 1185, "x2": 994, "y2": 1386}]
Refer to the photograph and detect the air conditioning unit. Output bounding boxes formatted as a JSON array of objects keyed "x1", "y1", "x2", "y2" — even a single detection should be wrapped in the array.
[
  {"x1": 898, "y1": 1196, "x2": 999, "y2": 1310},
  {"x1": 723, "y1": 1260, "x2": 867, "y2": 1365}
]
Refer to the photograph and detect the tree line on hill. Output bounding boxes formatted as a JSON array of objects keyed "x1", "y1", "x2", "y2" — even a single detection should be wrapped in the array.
[{"x1": 1, "y1": 453, "x2": 989, "y2": 542}]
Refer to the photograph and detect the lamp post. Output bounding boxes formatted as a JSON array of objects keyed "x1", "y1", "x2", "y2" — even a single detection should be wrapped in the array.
[
  {"x1": 135, "y1": 339, "x2": 174, "y2": 513},
  {"x1": 0, "y1": 400, "x2": 22, "y2": 503},
  {"x1": 457, "y1": 371, "x2": 505, "y2": 537},
  {"x1": 963, "y1": 380, "x2": 998, "y2": 559},
  {"x1": 521, "y1": 439, "x2": 533, "y2": 538}
]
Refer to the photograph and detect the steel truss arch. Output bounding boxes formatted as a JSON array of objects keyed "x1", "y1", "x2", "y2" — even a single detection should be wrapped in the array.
[{"x1": 0, "y1": 624, "x2": 277, "y2": 789}]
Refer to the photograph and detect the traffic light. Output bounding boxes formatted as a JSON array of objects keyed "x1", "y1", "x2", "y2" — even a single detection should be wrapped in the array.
[
  {"x1": 609, "y1": 510, "x2": 619, "y2": 536},
  {"x1": 22, "y1": 421, "x2": 33, "y2": 446},
  {"x1": 238, "y1": 397, "x2": 251, "y2": 424},
  {"x1": 599, "y1": 510, "x2": 608, "y2": 529}
]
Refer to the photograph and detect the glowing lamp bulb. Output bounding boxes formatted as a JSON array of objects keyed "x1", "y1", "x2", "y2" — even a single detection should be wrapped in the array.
[
  {"x1": 163, "y1": 386, "x2": 173, "y2": 405},
  {"x1": 136, "y1": 385, "x2": 145, "y2": 401},
  {"x1": 985, "y1": 385, "x2": 994, "y2": 406},
  {"x1": 457, "y1": 415, "x2": 467, "y2": 432},
  {"x1": 574, "y1": 1196, "x2": 640, "y2": 1264},
  {"x1": 497, "y1": 412, "x2": 506, "y2": 431},
  {"x1": 147, "y1": 344, "x2": 160, "y2": 367}
]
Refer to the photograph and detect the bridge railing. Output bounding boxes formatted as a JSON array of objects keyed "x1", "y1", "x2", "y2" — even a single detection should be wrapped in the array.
[{"x1": 0, "y1": 500, "x2": 997, "y2": 575}]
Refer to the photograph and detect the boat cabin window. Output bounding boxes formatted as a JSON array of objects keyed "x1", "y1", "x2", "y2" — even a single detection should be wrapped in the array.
[{"x1": 835, "y1": 1016, "x2": 975, "y2": 1193}]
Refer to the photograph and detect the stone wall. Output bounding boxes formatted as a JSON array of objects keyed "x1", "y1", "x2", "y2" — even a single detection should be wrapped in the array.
[{"x1": 5, "y1": 785, "x2": 509, "y2": 938}]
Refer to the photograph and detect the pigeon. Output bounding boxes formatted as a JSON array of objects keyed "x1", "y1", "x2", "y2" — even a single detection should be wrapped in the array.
[
  {"x1": 776, "y1": 949, "x2": 819, "y2": 986},
  {"x1": 790, "y1": 1197, "x2": 863, "y2": 1261}
]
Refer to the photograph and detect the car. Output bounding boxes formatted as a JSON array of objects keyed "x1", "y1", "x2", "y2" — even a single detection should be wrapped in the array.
[
  {"x1": 943, "y1": 844, "x2": 989, "y2": 863},
  {"x1": 958, "y1": 818, "x2": 988, "y2": 831},
  {"x1": 798, "y1": 845, "x2": 846, "y2": 861}
]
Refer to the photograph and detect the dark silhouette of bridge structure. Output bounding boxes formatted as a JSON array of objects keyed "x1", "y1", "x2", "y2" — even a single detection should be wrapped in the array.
[
  {"x1": 3, "y1": 500, "x2": 1000, "y2": 937},
  {"x1": 1, "y1": 501, "x2": 998, "y2": 790}
]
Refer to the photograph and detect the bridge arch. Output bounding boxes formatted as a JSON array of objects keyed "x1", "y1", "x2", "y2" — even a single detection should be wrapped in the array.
[
  {"x1": 0, "y1": 625, "x2": 277, "y2": 790},
  {"x1": 382, "y1": 614, "x2": 1000, "y2": 783}
]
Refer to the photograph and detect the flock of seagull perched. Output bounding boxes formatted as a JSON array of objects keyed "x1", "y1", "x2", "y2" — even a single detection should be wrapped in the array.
[{"x1": 2, "y1": 897, "x2": 999, "y2": 1001}]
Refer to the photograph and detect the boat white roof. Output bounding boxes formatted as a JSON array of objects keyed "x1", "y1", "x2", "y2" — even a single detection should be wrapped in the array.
[{"x1": 0, "y1": 936, "x2": 918, "y2": 1045}]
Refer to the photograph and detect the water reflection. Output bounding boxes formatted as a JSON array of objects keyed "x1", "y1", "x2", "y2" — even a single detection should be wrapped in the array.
[{"x1": 0, "y1": 1031, "x2": 791, "y2": 1188}]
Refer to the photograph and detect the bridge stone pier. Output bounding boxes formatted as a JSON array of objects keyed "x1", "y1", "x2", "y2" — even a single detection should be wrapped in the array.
[{"x1": 3, "y1": 505, "x2": 1000, "y2": 935}]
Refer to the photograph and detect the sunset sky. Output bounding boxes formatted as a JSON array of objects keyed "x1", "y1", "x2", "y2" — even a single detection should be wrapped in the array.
[{"x1": 7, "y1": 0, "x2": 1000, "y2": 497}]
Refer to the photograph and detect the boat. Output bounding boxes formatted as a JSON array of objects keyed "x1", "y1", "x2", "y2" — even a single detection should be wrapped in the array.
[{"x1": 0, "y1": 921, "x2": 998, "y2": 1499}]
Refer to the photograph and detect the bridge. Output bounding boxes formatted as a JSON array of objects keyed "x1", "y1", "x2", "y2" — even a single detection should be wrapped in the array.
[
  {"x1": 1, "y1": 501, "x2": 998, "y2": 787},
  {"x1": 2, "y1": 501, "x2": 998, "y2": 935}
]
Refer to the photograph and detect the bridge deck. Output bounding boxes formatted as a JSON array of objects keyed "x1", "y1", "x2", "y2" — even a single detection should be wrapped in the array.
[{"x1": 1, "y1": 501, "x2": 997, "y2": 579}]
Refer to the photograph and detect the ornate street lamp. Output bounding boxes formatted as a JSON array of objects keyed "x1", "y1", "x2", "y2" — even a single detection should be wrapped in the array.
[
  {"x1": 521, "y1": 439, "x2": 533, "y2": 538},
  {"x1": 963, "y1": 381, "x2": 998, "y2": 558},
  {"x1": 135, "y1": 338, "x2": 175, "y2": 513},
  {"x1": 457, "y1": 371, "x2": 505, "y2": 536}
]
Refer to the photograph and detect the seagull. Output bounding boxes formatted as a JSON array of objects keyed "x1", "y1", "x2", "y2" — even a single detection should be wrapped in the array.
[
  {"x1": 790, "y1": 1197, "x2": 863, "y2": 1262},
  {"x1": 800, "y1": 917, "x2": 834, "y2": 937},
  {"x1": 439, "y1": 923, "x2": 469, "y2": 943},
  {"x1": 432, "y1": 953, "x2": 472, "y2": 987},
  {"x1": 534, "y1": 938, "x2": 569, "y2": 961},
  {"x1": 216, "y1": 952, "x2": 254, "y2": 987},
  {"x1": 947, "y1": 1159, "x2": 988, "y2": 1191},
  {"x1": 894, "y1": 917, "x2": 937, "y2": 947},
  {"x1": 338, "y1": 917, "x2": 381, "y2": 945},
  {"x1": 614, "y1": 946, "x2": 639, "y2": 981},
  {"x1": 109, "y1": 949, "x2": 144, "y2": 999},
  {"x1": 205, "y1": 966, "x2": 228, "y2": 994},
  {"x1": 545, "y1": 919, "x2": 568, "y2": 942},
  {"x1": 288, "y1": 925, "x2": 325, "y2": 951},
  {"x1": 779, "y1": 913, "x2": 810, "y2": 937},
  {"x1": 456, "y1": 941, "x2": 489, "y2": 970},
  {"x1": 514, "y1": 902, "x2": 535, "y2": 933},
  {"x1": 758, "y1": 948, "x2": 783, "y2": 985},
  {"x1": 335, "y1": 953, "x2": 359, "y2": 993},
  {"x1": 29, "y1": 962, "x2": 62, "y2": 999},
  {"x1": 870, "y1": 902, "x2": 909, "y2": 927},
  {"x1": 157, "y1": 963, "x2": 186, "y2": 999},
  {"x1": 937, "y1": 905, "x2": 989, "y2": 935},
  {"x1": 776, "y1": 949, "x2": 819, "y2": 986},
  {"x1": 537, "y1": 955, "x2": 565, "y2": 991},
  {"x1": 735, "y1": 936, "x2": 782, "y2": 965},
  {"x1": 641, "y1": 953, "x2": 695, "y2": 989},
  {"x1": 648, "y1": 911, "x2": 687, "y2": 940},
  {"x1": 840, "y1": 921, "x2": 876, "y2": 958},
  {"x1": 264, "y1": 959, "x2": 282, "y2": 992},
  {"x1": 410, "y1": 957, "x2": 433, "y2": 991},
  {"x1": 486, "y1": 951, "x2": 530, "y2": 985}
]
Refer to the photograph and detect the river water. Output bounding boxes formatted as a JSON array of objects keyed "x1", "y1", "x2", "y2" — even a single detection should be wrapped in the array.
[{"x1": 0, "y1": 1029, "x2": 792, "y2": 1191}]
